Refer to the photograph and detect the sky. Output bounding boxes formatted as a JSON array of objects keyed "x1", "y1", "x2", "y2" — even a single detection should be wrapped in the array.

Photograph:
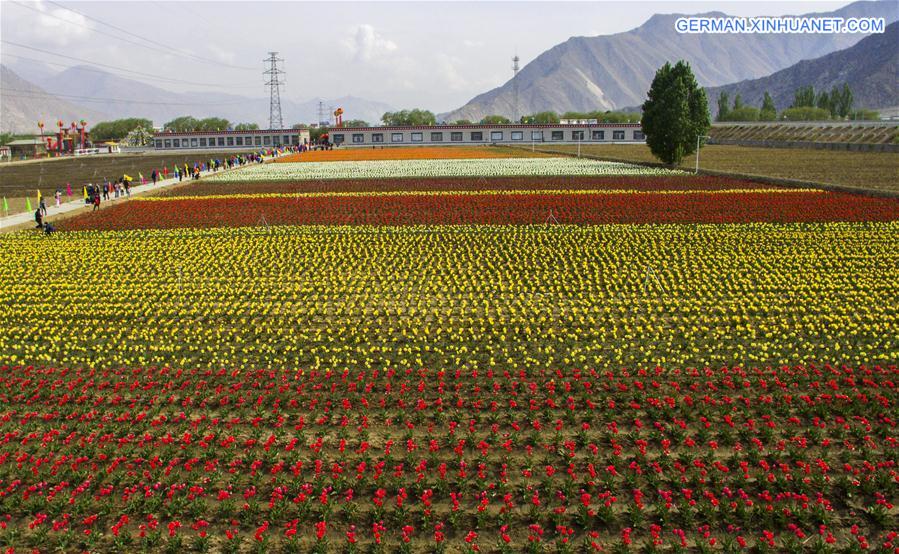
[{"x1": 1, "y1": 0, "x2": 853, "y2": 112}]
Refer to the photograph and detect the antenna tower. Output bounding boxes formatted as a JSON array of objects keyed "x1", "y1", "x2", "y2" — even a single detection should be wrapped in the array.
[
  {"x1": 511, "y1": 54, "x2": 521, "y2": 123},
  {"x1": 264, "y1": 52, "x2": 285, "y2": 129}
]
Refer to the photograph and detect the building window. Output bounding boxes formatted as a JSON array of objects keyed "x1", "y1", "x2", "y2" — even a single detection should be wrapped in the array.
[
  {"x1": 245, "y1": 137, "x2": 252, "y2": 146},
  {"x1": 190, "y1": 138, "x2": 198, "y2": 147},
  {"x1": 372, "y1": 133, "x2": 384, "y2": 143},
  {"x1": 613, "y1": 130, "x2": 625, "y2": 140},
  {"x1": 199, "y1": 138, "x2": 207, "y2": 147},
  {"x1": 551, "y1": 131, "x2": 564, "y2": 141},
  {"x1": 591, "y1": 130, "x2": 605, "y2": 141},
  {"x1": 572, "y1": 130, "x2": 585, "y2": 141},
  {"x1": 228, "y1": 137, "x2": 235, "y2": 146},
  {"x1": 470, "y1": 131, "x2": 483, "y2": 141},
  {"x1": 490, "y1": 131, "x2": 503, "y2": 142},
  {"x1": 165, "y1": 139, "x2": 172, "y2": 148},
  {"x1": 283, "y1": 135, "x2": 290, "y2": 145},
  {"x1": 215, "y1": 137, "x2": 223, "y2": 146},
  {"x1": 531, "y1": 131, "x2": 543, "y2": 141},
  {"x1": 352, "y1": 134, "x2": 364, "y2": 143},
  {"x1": 332, "y1": 134, "x2": 344, "y2": 144},
  {"x1": 431, "y1": 132, "x2": 443, "y2": 142},
  {"x1": 451, "y1": 132, "x2": 463, "y2": 141},
  {"x1": 411, "y1": 132, "x2": 423, "y2": 142},
  {"x1": 254, "y1": 136, "x2": 262, "y2": 146},
  {"x1": 634, "y1": 130, "x2": 645, "y2": 140},
  {"x1": 263, "y1": 135, "x2": 271, "y2": 145},
  {"x1": 292, "y1": 135, "x2": 299, "y2": 145},
  {"x1": 391, "y1": 133, "x2": 403, "y2": 142},
  {"x1": 155, "y1": 140, "x2": 163, "y2": 148},
  {"x1": 511, "y1": 131, "x2": 523, "y2": 141}
]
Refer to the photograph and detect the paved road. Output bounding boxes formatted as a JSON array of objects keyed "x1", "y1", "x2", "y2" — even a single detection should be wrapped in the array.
[{"x1": 0, "y1": 153, "x2": 287, "y2": 233}]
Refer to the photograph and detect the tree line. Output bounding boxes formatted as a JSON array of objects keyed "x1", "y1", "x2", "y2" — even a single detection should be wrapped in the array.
[{"x1": 716, "y1": 84, "x2": 878, "y2": 122}]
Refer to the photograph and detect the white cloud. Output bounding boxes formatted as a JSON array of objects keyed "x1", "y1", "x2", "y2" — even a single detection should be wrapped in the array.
[
  {"x1": 208, "y1": 44, "x2": 236, "y2": 65},
  {"x1": 30, "y1": 1, "x2": 90, "y2": 46},
  {"x1": 342, "y1": 24, "x2": 398, "y2": 63},
  {"x1": 433, "y1": 53, "x2": 468, "y2": 91},
  {"x1": 462, "y1": 39, "x2": 484, "y2": 48}
]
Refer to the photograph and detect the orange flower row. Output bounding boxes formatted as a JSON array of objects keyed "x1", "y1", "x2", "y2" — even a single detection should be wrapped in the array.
[{"x1": 275, "y1": 146, "x2": 555, "y2": 163}]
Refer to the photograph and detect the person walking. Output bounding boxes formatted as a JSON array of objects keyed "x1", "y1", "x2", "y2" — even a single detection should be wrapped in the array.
[
  {"x1": 92, "y1": 193, "x2": 101, "y2": 211},
  {"x1": 34, "y1": 208, "x2": 43, "y2": 229},
  {"x1": 39, "y1": 196, "x2": 47, "y2": 216},
  {"x1": 55, "y1": 188, "x2": 62, "y2": 208},
  {"x1": 124, "y1": 179, "x2": 131, "y2": 197}
]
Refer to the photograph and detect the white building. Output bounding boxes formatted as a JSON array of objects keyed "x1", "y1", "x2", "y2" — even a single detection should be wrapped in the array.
[
  {"x1": 327, "y1": 123, "x2": 644, "y2": 146},
  {"x1": 153, "y1": 128, "x2": 310, "y2": 150}
]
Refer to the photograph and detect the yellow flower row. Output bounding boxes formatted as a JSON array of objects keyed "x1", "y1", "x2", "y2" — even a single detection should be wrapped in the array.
[{"x1": 0, "y1": 222, "x2": 894, "y2": 370}]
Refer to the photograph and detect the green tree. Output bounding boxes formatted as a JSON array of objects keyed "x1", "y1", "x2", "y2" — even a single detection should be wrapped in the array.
[
  {"x1": 124, "y1": 125, "x2": 154, "y2": 147},
  {"x1": 381, "y1": 109, "x2": 436, "y2": 126},
  {"x1": 834, "y1": 84, "x2": 853, "y2": 118},
  {"x1": 341, "y1": 119, "x2": 370, "y2": 128},
  {"x1": 594, "y1": 111, "x2": 641, "y2": 123},
  {"x1": 849, "y1": 109, "x2": 878, "y2": 121},
  {"x1": 724, "y1": 106, "x2": 760, "y2": 121},
  {"x1": 479, "y1": 115, "x2": 511, "y2": 124},
  {"x1": 641, "y1": 60, "x2": 710, "y2": 166},
  {"x1": 197, "y1": 117, "x2": 230, "y2": 131},
  {"x1": 90, "y1": 118, "x2": 154, "y2": 141},
  {"x1": 520, "y1": 111, "x2": 560, "y2": 124},
  {"x1": 816, "y1": 91, "x2": 832, "y2": 114},
  {"x1": 233, "y1": 122, "x2": 260, "y2": 131},
  {"x1": 760, "y1": 92, "x2": 777, "y2": 121},
  {"x1": 792, "y1": 86, "x2": 816, "y2": 108},
  {"x1": 781, "y1": 106, "x2": 831, "y2": 121},
  {"x1": 451, "y1": 119, "x2": 472, "y2": 125},
  {"x1": 716, "y1": 91, "x2": 730, "y2": 122},
  {"x1": 163, "y1": 116, "x2": 200, "y2": 133},
  {"x1": 291, "y1": 123, "x2": 309, "y2": 129},
  {"x1": 733, "y1": 94, "x2": 743, "y2": 111}
]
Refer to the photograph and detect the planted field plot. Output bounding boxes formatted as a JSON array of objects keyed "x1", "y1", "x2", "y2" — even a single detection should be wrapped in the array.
[
  {"x1": 535, "y1": 144, "x2": 899, "y2": 193},
  {"x1": 1, "y1": 148, "x2": 898, "y2": 552},
  {"x1": 61, "y1": 189, "x2": 899, "y2": 230},
  {"x1": 2, "y1": 223, "x2": 897, "y2": 369},
  {"x1": 210, "y1": 158, "x2": 680, "y2": 181},
  {"x1": 276, "y1": 145, "x2": 555, "y2": 162},
  {"x1": 0, "y1": 362, "x2": 896, "y2": 552},
  {"x1": 154, "y1": 175, "x2": 777, "y2": 197}
]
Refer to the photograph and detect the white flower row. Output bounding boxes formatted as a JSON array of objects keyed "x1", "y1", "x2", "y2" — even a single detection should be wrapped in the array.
[{"x1": 208, "y1": 158, "x2": 681, "y2": 182}]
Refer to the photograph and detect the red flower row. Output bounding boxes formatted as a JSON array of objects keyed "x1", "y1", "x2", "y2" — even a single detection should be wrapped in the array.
[{"x1": 62, "y1": 190, "x2": 899, "y2": 231}]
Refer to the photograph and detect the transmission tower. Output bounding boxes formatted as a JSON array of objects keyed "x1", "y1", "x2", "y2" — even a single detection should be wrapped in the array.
[
  {"x1": 317, "y1": 101, "x2": 326, "y2": 127},
  {"x1": 511, "y1": 54, "x2": 520, "y2": 123},
  {"x1": 264, "y1": 52, "x2": 285, "y2": 129}
]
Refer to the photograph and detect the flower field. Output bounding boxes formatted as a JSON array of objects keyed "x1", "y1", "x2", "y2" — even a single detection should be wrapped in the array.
[
  {"x1": 1, "y1": 147, "x2": 898, "y2": 553},
  {"x1": 155, "y1": 175, "x2": 776, "y2": 197},
  {"x1": 61, "y1": 189, "x2": 899, "y2": 230},
  {"x1": 0, "y1": 362, "x2": 896, "y2": 553},
  {"x1": 208, "y1": 158, "x2": 681, "y2": 181},
  {"x1": 275, "y1": 146, "x2": 555, "y2": 163}
]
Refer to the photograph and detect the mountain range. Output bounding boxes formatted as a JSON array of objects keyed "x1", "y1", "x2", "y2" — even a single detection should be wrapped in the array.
[
  {"x1": 0, "y1": 65, "x2": 107, "y2": 134},
  {"x1": 705, "y1": 21, "x2": 898, "y2": 114},
  {"x1": 1, "y1": 63, "x2": 394, "y2": 132},
  {"x1": 439, "y1": 0, "x2": 898, "y2": 122}
]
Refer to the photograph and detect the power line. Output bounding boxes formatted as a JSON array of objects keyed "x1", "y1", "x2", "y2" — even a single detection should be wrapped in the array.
[
  {"x1": 45, "y1": 0, "x2": 258, "y2": 71},
  {"x1": 1, "y1": 43, "x2": 259, "y2": 89},
  {"x1": 7, "y1": 0, "x2": 256, "y2": 72},
  {"x1": 0, "y1": 87, "x2": 249, "y2": 107}
]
